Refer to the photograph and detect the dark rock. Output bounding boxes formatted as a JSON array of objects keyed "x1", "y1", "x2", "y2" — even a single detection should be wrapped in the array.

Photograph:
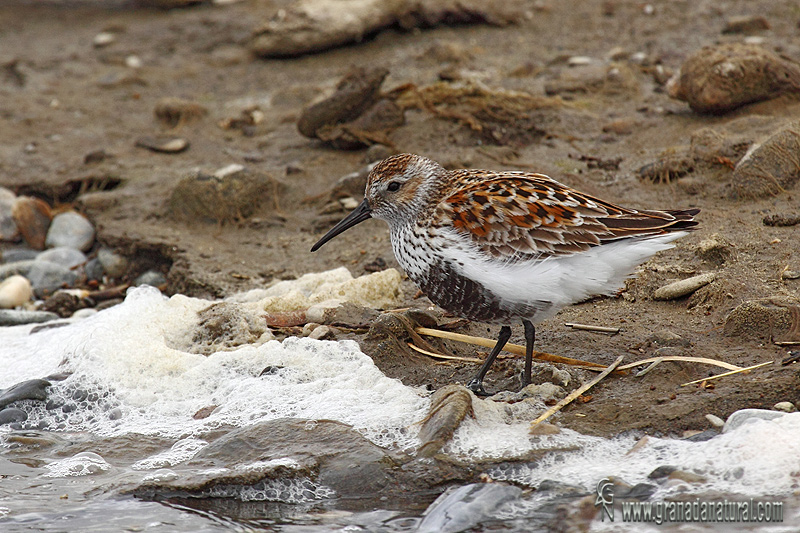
[
  {"x1": 618, "y1": 483, "x2": 658, "y2": 500},
  {"x1": 0, "y1": 378, "x2": 51, "y2": 408},
  {"x1": 85, "y1": 258, "x2": 104, "y2": 281},
  {"x1": 647, "y1": 465, "x2": 677, "y2": 479},
  {"x1": 0, "y1": 309, "x2": 59, "y2": 326},
  {"x1": 418, "y1": 385, "x2": 473, "y2": 458},
  {"x1": 417, "y1": 483, "x2": 523, "y2": 533},
  {"x1": 297, "y1": 66, "x2": 401, "y2": 149},
  {"x1": 131, "y1": 418, "x2": 397, "y2": 502},
  {"x1": 0, "y1": 407, "x2": 28, "y2": 424}
]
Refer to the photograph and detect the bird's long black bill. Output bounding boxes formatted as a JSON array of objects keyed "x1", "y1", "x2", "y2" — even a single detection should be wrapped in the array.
[{"x1": 310, "y1": 198, "x2": 372, "y2": 252}]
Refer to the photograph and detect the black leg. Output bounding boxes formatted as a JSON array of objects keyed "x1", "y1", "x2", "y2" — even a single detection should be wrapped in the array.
[
  {"x1": 467, "y1": 325, "x2": 512, "y2": 396},
  {"x1": 522, "y1": 319, "x2": 535, "y2": 388}
]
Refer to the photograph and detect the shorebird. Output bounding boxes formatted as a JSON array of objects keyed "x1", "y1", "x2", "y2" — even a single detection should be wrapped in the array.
[{"x1": 311, "y1": 154, "x2": 698, "y2": 395}]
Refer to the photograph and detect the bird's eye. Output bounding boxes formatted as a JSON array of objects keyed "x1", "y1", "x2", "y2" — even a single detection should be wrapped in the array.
[{"x1": 387, "y1": 181, "x2": 401, "y2": 192}]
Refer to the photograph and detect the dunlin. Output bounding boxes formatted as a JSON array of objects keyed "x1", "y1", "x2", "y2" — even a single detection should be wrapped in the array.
[{"x1": 312, "y1": 154, "x2": 698, "y2": 394}]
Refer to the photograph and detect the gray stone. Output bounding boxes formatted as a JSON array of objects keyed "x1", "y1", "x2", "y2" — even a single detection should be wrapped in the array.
[
  {"x1": 722, "y1": 408, "x2": 787, "y2": 433},
  {"x1": 26, "y1": 260, "x2": 78, "y2": 296},
  {"x1": 0, "y1": 260, "x2": 36, "y2": 279},
  {"x1": 0, "y1": 378, "x2": 51, "y2": 408},
  {"x1": 134, "y1": 270, "x2": 167, "y2": 288},
  {"x1": 45, "y1": 211, "x2": 95, "y2": 252},
  {"x1": 0, "y1": 407, "x2": 28, "y2": 425},
  {"x1": 2, "y1": 248, "x2": 39, "y2": 263},
  {"x1": 97, "y1": 248, "x2": 129, "y2": 278},
  {"x1": 85, "y1": 258, "x2": 104, "y2": 281},
  {"x1": 0, "y1": 309, "x2": 59, "y2": 326},
  {"x1": 36, "y1": 247, "x2": 87, "y2": 269},
  {"x1": 417, "y1": 483, "x2": 523, "y2": 533},
  {"x1": 0, "y1": 187, "x2": 18, "y2": 241},
  {"x1": 132, "y1": 418, "x2": 395, "y2": 500}
]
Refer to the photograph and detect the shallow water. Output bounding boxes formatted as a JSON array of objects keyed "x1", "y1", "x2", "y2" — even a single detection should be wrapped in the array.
[{"x1": 1, "y1": 286, "x2": 799, "y2": 531}]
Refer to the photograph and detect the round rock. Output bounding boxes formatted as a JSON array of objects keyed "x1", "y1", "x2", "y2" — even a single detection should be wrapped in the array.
[
  {"x1": 0, "y1": 408, "x2": 28, "y2": 425},
  {"x1": 45, "y1": 211, "x2": 95, "y2": 252},
  {"x1": 26, "y1": 260, "x2": 79, "y2": 296},
  {"x1": 85, "y1": 258, "x2": 104, "y2": 281},
  {"x1": 773, "y1": 401, "x2": 797, "y2": 413},
  {"x1": 2, "y1": 247, "x2": 39, "y2": 264},
  {"x1": 134, "y1": 270, "x2": 167, "y2": 288},
  {"x1": 36, "y1": 247, "x2": 87, "y2": 269},
  {"x1": 0, "y1": 309, "x2": 59, "y2": 326},
  {"x1": 0, "y1": 275, "x2": 33, "y2": 309},
  {"x1": 97, "y1": 248, "x2": 129, "y2": 278},
  {"x1": 0, "y1": 187, "x2": 18, "y2": 242}
]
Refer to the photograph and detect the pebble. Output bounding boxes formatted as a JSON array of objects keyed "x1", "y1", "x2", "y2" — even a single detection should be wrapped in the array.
[
  {"x1": 135, "y1": 136, "x2": 189, "y2": 154},
  {"x1": 649, "y1": 329, "x2": 690, "y2": 347},
  {"x1": 0, "y1": 407, "x2": 28, "y2": 425},
  {"x1": 0, "y1": 378, "x2": 51, "y2": 408},
  {"x1": 0, "y1": 275, "x2": 33, "y2": 308},
  {"x1": 773, "y1": 401, "x2": 797, "y2": 413},
  {"x1": 12, "y1": 196, "x2": 52, "y2": 250},
  {"x1": 26, "y1": 260, "x2": 79, "y2": 296},
  {"x1": 668, "y1": 470, "x2": 707, "y2": 484},
  {"x1": 125, "y1": 55, "x2": 142, "y2": 69},
  {"x1": 722, "y1": 408, "x2": 787, "y2": 433},
  {"x1": 85, "y1": 258, "x2": 104, "y2": 281},
  {"x1": 36, "y1": 247, "x2": 87, "y2": 269},
  {"x1": 653, "y1": 273, "x2": 715, "y2": 300},
  {"x1": 648, "y1": 465, "x2": 677, "y2": 479},
  {"x1": 722, "y1": 15, "x2": 770, "y2": 35},
  {"x1": 134, "y1": 270, "x2": 167, "y2": 288},
  {"x1": 0, "y1": 259, "x2": 36, "y2": 279},
  {"x1": 567, "y1": 55, "x2": 593, "y2": 67},
  {"x1": 92, "y1": 31, "x2": 116, "y2": 48},
  {"x1": 0, "y1": 187, "x2": 18, "y2": 241},
  {"x1": 97, "y1": 248, "x2": 129, "y2": 278},
  {"x1": 308, "y1": 325, "x2": 334, "y2": 340},
  {"x1": 0, "y1": 309, "x2": 59, "y2": 326},
  {"x1": 45, "y1": 211, "x2": 95, "y2": 252},
  {"x1": 2, "y1": 247, "x2": 39, "y2": 263},
  {"x1": 72, "y1": 308, "x2": 98, "y2": 319},
  {"x1": 705, "y1": 414, "x2": 725, "y2": 427}
]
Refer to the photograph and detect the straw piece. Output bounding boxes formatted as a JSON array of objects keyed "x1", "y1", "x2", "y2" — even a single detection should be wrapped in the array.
[
  {"x1": 565, "y1": 323, "x2": 620, "y2": 334},
  {"x1": 618, "y1": 356, "x2": 741, "y2": 372},
  {"x1": 680, "y1": 361, "x2": 772, "y2": 387}
]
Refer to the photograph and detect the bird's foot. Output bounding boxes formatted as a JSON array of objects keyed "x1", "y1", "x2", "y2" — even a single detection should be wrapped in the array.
[
  {"x1": 519, "y1": 374, "x2": 532, "y2": 391},
  {"x1": 466, "y1": 378, "x2": 491, "y2": 397}
]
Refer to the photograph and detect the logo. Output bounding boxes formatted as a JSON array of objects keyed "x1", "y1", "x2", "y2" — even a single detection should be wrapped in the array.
[{"x1": 595, "y1": 478, "x2": 614, "y2": 521}]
